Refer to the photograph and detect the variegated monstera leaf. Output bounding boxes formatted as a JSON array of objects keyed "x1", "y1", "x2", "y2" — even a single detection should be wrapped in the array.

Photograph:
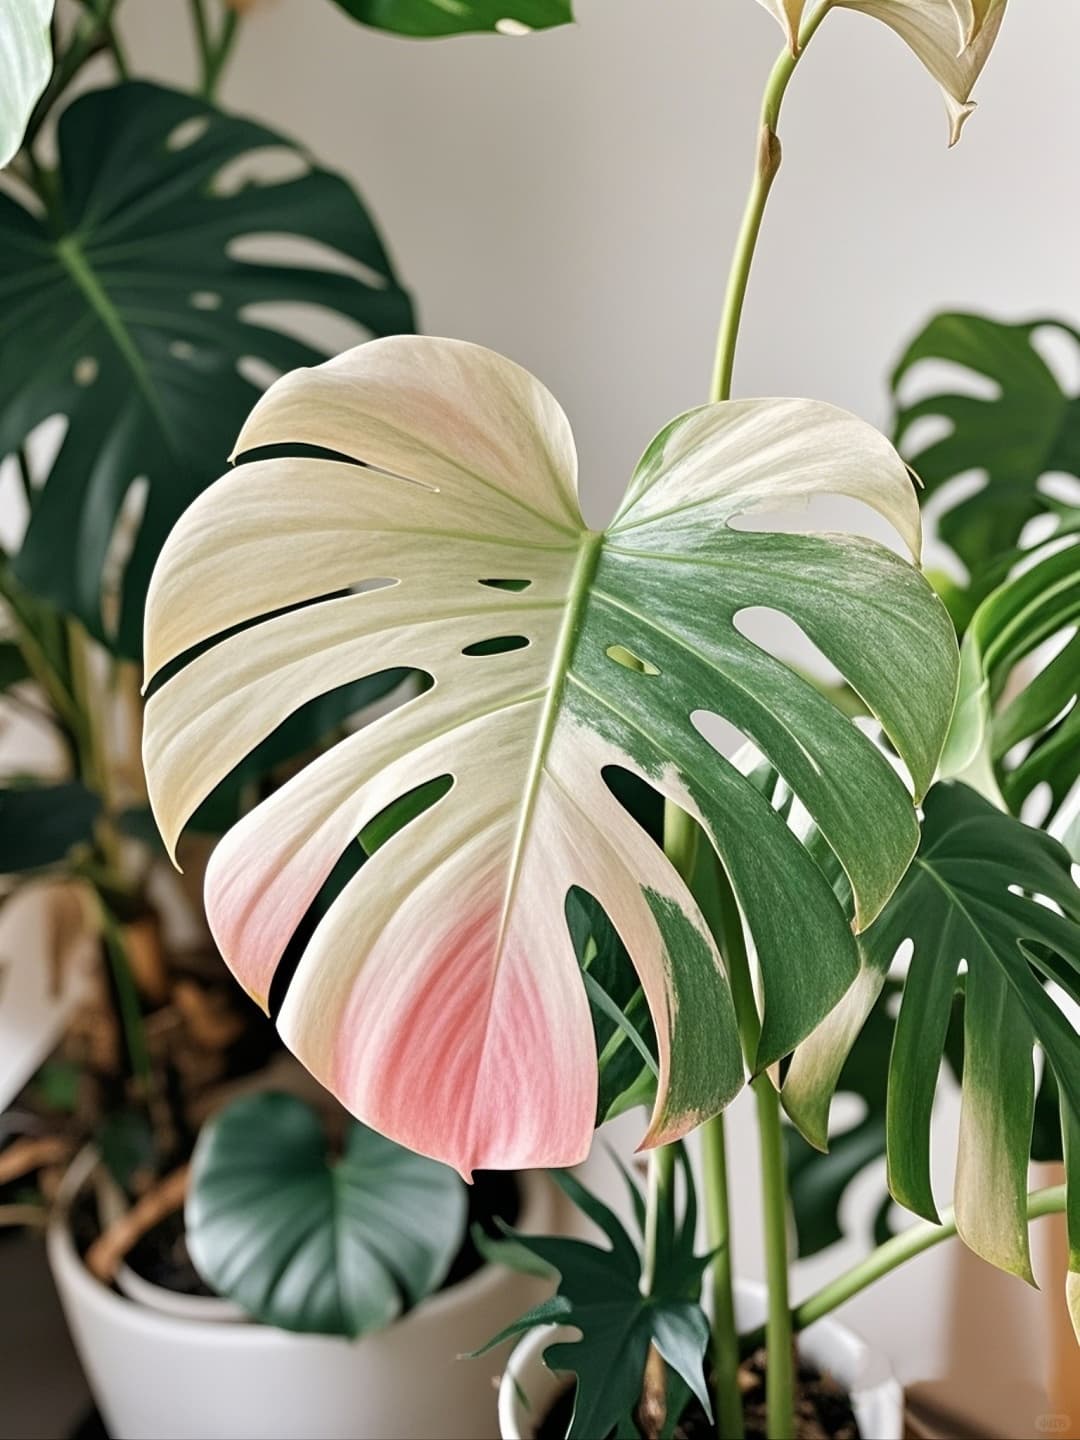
[
  {"x1": 756, "y1": 0, "x2": 1006, "y2": 144},
  {"x1": 142, "y1": 337, "x2": 957, "y2": 1176}
]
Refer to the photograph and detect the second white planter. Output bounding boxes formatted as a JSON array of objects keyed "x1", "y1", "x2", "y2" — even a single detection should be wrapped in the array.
[
  {"x1": 498, "y1": 1281, "x2": 904, "y2": 1440},
  {"x1": 49, "y1": 1149, "x2": 558, "y2": 1440}
]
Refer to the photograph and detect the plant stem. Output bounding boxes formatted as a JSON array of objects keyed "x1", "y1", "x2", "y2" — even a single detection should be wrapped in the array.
[
  {"x1": 97, "y1": 896, "x2": 154, "y2": 1097},
  {"x1": 190, "y1": 0, "x2": 214, "y2": 86},
  {"x1": 192, "y1": 1, "x2": 242, "y2": 100},
  {"x1": 23, "y1": 0, "x2": 124, "y2": 150},
  {"x1": 701, "y1": 1113, "x2": 744, "y2": 1440},
  {"x1": 739, "y1": 1185, "x2": 1068, "y2": 1354},
  {"x1": 709, "y1": 1, "x2": 832, "y2": 405},
  {"x1": 754, "y1": 1076, "x2": 794, "y2": 1440},
  {"x1": 640, "y1": 801, "x2": 700, "y2": 1429},
  {"x1": 642, "y1": 1140, "x2": 677, "y2": 1294},
  {"x1": 206, "y1": 10, "x2": 240, "y2": 100},
  {"x1": 640, "y1": 1141, "x2": 677, "y2": 1436},
  {"x1": 66, "y1": 620, "x2": 107, "y2": 800},
  {"x1": 692, "y1": 11, "x2": 833, "y2": 1437},
  {"x1": 693, "y1": 851, "x2": 753, "y2": 1435},
  {"x1": 103, "y1": 11, "x2": 131, "y2": 79}
]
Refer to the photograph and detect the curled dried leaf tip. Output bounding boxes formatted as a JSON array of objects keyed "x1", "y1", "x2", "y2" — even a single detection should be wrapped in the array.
[{"x1": 754, "y1": 0, "x2": 1008, "y2": 144}]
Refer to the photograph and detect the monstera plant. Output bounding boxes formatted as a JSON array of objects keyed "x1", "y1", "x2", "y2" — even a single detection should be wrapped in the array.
[
  {"x1": 787, "y1": 309, "x2": 1080, "y2": 1349},
  {"x1": 138, "y1": 2, "x2": 1080, "y2": 1438},
  {"x1": 9, "y1": 0, "x2": 1078, "y2": 1436}
]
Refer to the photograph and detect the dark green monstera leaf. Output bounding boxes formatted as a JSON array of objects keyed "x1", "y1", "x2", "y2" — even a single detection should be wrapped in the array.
[
  {"x1": 892, "y1": 313, "x2": 1080, "y2": 622},
  {"x1": 943, "y1": 531, "x2": 1080, "y2": 836},
  {"x1": 0, "y1": 80, "x2": 413, "y2": 656},
  {"x1": 476, "y1": 1163, "x2": 711, "y2": 1440},
  {"x1": 786, "y1": 782, "x2": 1080, "y2": 1317},
  {"x1": 186, "y1": 1092, "x2": 466, "y2": 1336},
  {"x1": 0, "y1": 781, "x2": 100, "y2": 872},
  {"x1": 328, "y1": 0, "x2": 572, "y2": 37}
]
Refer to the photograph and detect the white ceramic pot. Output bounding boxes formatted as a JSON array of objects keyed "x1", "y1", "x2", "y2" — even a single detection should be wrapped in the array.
[
  {"x1": 48, "y1": 1149, "x2": 558, "y2": 1440},
  {"x1": 498, "y1": 1281, "x2": 904, "y2": 1440}
]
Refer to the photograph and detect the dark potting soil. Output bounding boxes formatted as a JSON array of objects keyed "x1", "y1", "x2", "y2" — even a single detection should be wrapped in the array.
[
  {"x1": 126, "y1": 1205, "x2": 216, "y2": 1297},
  {"x1": 536, "y1": 1350, "x2": 860, "y2": 1440},
  {"x1": 117, "y1": 1167, "x2": 521, "y2": 1300}
]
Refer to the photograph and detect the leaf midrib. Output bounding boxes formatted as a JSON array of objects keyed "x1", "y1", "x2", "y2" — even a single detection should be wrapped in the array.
[
  {"x1": 54, "y1": 233, "x2": 179, "y2": 457},
  {"x1": 493, "y1": 529, "x2": 602, "y2": 955},
  {"x1": 913, "y1": 855, "x2": 1026, "y2": 979}
]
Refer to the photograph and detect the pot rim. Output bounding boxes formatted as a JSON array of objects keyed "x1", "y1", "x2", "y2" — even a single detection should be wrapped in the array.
[{"x1": 50, "y1": 1144, "x2": 555, "y2": 1343}]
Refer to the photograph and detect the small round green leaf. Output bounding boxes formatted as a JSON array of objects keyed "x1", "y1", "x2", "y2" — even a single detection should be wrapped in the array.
[{"x1": 186, "y1": 1092, "x2": 467, "y2": 1337}]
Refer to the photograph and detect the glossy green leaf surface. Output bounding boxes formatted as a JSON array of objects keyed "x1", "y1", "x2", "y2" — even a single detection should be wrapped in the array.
[
  {"x1": 476, "y1": 1165, "x2": 711, "y2": 1440},
  {"x1": 0, "y1": 0, "x2": 52, "y2": 168},
  {"x1": 892, "y1": 313, "x2": 1080, "y2": 619},
  {"x1": 0, "y1": 782, "x2": 100, "y2": 872},
  {"x1": 0, "y1": 80, "x2": 413, "y2": 656},
  {"x1": 943, "y1": 532, "x2": 1080, "y2": 826},
  {"x1": 186, "y1": 1091, "x2": 466, "y2": 1336},
  {"x1": 789, "y1": 783, "x2": 1079, "y2": 1287},
  {"x1": 328, "y1": 0, "x2": 572, "y2": 37}
]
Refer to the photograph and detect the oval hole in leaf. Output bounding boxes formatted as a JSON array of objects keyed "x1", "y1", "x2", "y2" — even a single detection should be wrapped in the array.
[
  {"x1": 210, "y1": 146, "x2": 311, "y2": 198},
  {"x1": 478, "y1": 578, "x2": 532, "y2": 592},
  {"x1": 462, "y1": 635, "x2": 529, "y2": 657},
  {"x1": 267, "y1": 764, "x2": 447, "y2": 1018},
  {"x1": 605, "y1": 644, "x2": 659, "y2": 676},
  {"x1": 359, "y1": 773, "x2": 454, "y2": 856},
  {"x1": 1030, "y1": 325, "x2": 1080, "y2": 396},
  {"x1": 732, "y1": 606, "x2": 844, "y2": 692},
  {"x1": 237, "y1": 354, "x2": 283, "y2": 391},
  {"x1": 101, "y1": 477, "x2": 149, "y2": 641},
  {"x1": 241, "y1": 299, "x2": 370, "y2": 360},
  {"x1": 600, "y1": 765, "x2": 664, "y2": 844},
  {"x1": 229, "y1": 232, "x2": 389, "y2": 292},
  {"x1": 166, "y1": 115, "x2": 210, "y2": 152},
  {"x1": 894, "y1": 358, "x2": 1002, "y2": 410}
]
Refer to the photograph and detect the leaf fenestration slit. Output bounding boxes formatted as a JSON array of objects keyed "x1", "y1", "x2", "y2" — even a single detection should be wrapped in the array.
[{"x1": 605, "y1": 644, "x2": 660, "y2": 676}]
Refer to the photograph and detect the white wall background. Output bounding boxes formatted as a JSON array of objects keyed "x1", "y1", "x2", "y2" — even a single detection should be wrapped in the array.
[
  {"x1": 34, "y1": 0, "x2": 1080, "y2": 1429},
  {"x1": 124, "y1": 0, "x2": 1080, "y2": 523}
]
